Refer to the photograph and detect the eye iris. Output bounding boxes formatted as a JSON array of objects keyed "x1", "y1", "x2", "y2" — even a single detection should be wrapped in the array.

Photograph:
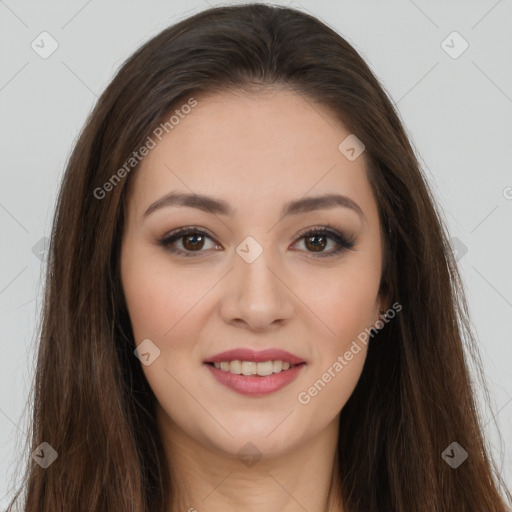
[
  {"x1": 183, "y1": 233, "x2": 204, "y2": 251},
  {"x1": 305, "y1": 234, "x2": 326, "y2": 252}
]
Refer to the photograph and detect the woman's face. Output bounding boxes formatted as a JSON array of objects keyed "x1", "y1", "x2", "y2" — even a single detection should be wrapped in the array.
[{"x1": 120, "y1": 89, "x2": 385, "y2": 458}]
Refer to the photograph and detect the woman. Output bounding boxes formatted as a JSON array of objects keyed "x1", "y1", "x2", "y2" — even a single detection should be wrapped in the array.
[{"x1": 7, "y1": 3, "x2": 511, "y2": 511}]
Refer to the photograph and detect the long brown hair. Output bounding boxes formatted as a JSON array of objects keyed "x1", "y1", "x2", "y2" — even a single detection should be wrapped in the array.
[{"x1": 6, "y1": 4, "x2": 511, "y2": 511}]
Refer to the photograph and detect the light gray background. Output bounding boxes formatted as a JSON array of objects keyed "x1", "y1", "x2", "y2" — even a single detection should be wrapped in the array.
[{"x1": 1, "y1": 0, "x2": 511, "y2": 505}]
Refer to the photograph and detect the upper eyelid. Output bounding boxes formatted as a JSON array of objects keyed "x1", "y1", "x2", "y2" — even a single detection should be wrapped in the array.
[
  {"x1": 162, "y1": 226, "x2": 218, "y2": 243},
  {"x1": 161, "y1": 225, "x2": 348, "y2": 241}
]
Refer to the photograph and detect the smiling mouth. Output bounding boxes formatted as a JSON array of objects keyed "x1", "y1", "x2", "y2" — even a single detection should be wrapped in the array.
[{"x1": 205, "y1": 360, "x2": 305, "y2": 377}]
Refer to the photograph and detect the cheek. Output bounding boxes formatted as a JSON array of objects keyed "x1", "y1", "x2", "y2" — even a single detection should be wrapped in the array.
[
  {"x1": 297, "y1": 285, "x2": 372, "y2": 419},
  {"x1": 297, "y1": 261, "x2": 380, "y2": 411},
  {"x1": 308, "y1": 261, "x2": 381, "y2": 345},
  {"x1": 121, "y1": 245, "x2": 209, "y2": 344},
  {"x1": 120, "y1": 246, "x2": 212, "y2": 423}
]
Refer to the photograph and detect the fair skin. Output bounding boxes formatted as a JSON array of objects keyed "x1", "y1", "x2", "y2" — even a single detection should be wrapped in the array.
[{"x1": 120, "y1": 88, "x2": 387, "y2": 512}]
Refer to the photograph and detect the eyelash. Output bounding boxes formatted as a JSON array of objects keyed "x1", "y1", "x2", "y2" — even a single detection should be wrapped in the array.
[{"x1": 157, "y1": 225, "x2": 356, "y2": 259}]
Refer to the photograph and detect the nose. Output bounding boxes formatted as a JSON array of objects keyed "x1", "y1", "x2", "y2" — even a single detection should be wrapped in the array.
[{"x1": 219, "y1": 245, "x2": 294, "y2": 333}]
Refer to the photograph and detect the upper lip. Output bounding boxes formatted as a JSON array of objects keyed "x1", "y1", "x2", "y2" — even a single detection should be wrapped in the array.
[{"x1": 205, "y1": 348, "x2": 305, "y2": 365}]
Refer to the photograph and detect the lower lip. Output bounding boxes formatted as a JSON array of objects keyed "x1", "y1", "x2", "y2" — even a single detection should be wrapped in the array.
[{"x1": 205, "y1": 363, "x2": 305, "y2": 396}]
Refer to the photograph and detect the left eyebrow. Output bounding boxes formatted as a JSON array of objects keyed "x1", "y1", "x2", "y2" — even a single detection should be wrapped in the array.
[{"x1": 143, "y1": 191, "x2": 366, "y2": 223}]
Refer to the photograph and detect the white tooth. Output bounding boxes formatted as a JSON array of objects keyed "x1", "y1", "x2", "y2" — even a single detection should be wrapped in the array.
[
  {"x1": 257, "y1": 361, "x2": 274, "y2": 376},
  {"x1": 241, "y1": 361, "x2": 257, "y2": 375},
  {"x1": 212, "y1": 360, "x2": 295, "y2": 375},
  {"x1": 230, "y1": 360, "x2": 242, "y2": 374}
]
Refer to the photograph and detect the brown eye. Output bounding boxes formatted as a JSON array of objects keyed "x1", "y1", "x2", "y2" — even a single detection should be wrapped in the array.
[
  {"x1": 158, "y1": 227, "x2": 220, "y2": 257},
  {"x1": 182, "y1": 233, "x2": 206, "y2": 251},
  {"x1": 293, "y1": 227, "x2": 356, "y2": 258},
  {"x1": 304, "y1": 233, "x2": 327, "y2": 252},
  {"x1": 158, "y1": 226, "x2": 355, "y2": 259}
]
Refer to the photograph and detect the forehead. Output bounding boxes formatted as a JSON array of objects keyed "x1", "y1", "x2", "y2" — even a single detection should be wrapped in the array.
[{"x1": 126, "y1": 89, "x2": 379, "y2": 226}]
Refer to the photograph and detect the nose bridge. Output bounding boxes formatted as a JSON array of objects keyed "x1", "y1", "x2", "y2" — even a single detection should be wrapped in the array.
[
  {"x1": 238, "y1": 240, "x2": 278, "y2": 295},
  {"x1": 224, "y1": 234, "x2": 293, "y2": 329}
]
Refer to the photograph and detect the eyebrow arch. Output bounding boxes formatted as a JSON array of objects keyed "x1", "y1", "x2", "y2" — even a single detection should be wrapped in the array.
[{"x1": 143, "y1": 192, "x2": 366, "y2": 223}]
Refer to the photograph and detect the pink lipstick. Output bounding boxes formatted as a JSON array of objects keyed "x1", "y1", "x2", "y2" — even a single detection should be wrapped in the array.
[{"x1": 204, "y1": 348, "x2": 306, "y2": 396}]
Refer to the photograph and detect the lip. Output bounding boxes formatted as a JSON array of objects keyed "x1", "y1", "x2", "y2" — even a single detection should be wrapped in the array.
[
  {"x1": 204, "y1": 348, "x2": 305, "y2": 365},
  {"x1": 205, "y1": 362, "x2": 306, "y2": 396}
]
